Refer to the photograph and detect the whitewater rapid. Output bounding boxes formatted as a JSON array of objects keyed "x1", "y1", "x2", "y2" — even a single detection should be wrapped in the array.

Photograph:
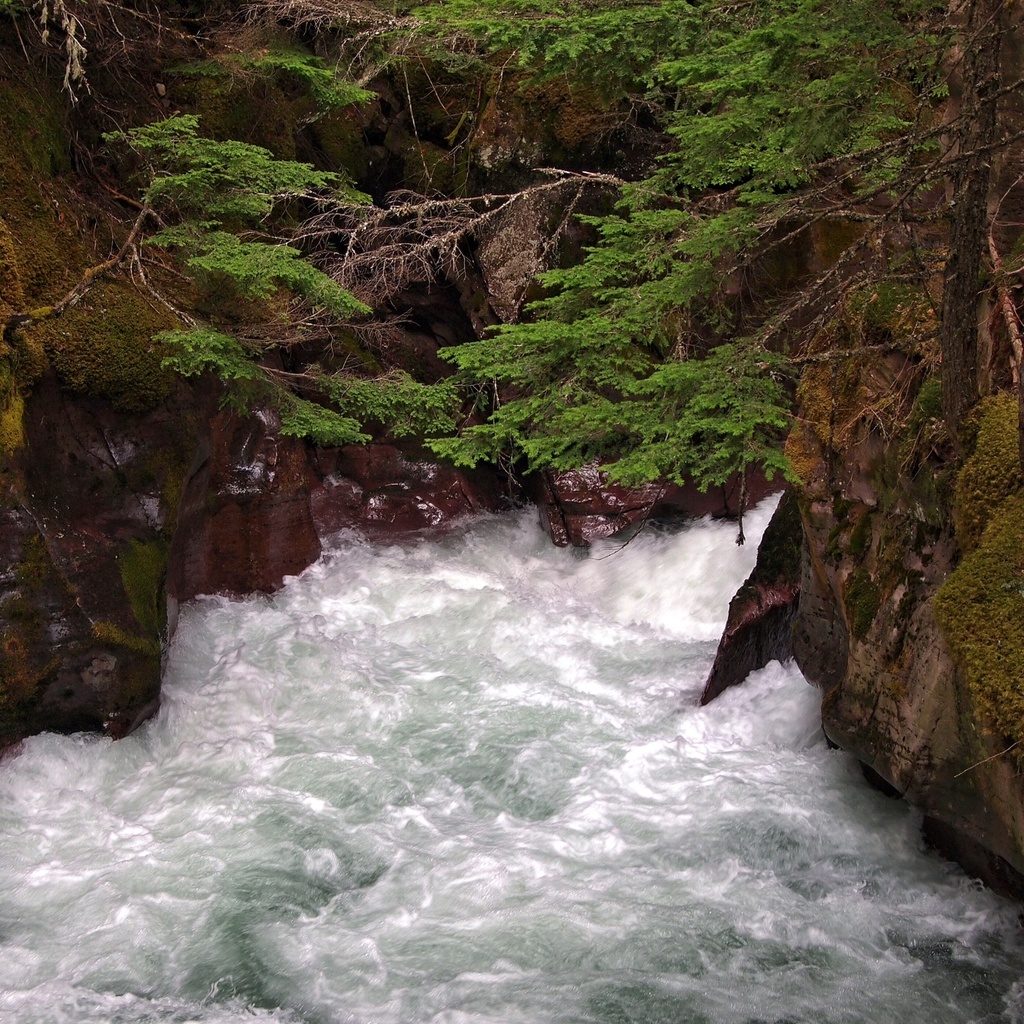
[{"x1": 0, "y1": 502, "x2": 1021, "y2": 1023}]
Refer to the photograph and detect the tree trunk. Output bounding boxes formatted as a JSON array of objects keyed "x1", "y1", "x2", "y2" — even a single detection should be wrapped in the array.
[{"x1": 940, "y1": 0, "x2": 1002, "y2": 440}]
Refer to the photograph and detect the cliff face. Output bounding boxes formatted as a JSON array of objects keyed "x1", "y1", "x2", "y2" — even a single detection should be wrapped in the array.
[{"x1": 786, "y1": 356, "x2": 1024, "y2": 892}]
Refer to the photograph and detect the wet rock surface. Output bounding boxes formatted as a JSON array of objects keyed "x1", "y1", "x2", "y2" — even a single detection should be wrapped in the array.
[
  {"x1": 1, "y1": 374, "x2": 196, "y2": 744},
  {"x1": 2, "y1": 379, "x2": 511, "y2": 749},
  {"x1": 784, "y1": 356, "x2": 1024, "y2": 896},
  {"x1": 167, "y1": 405, "x2": 322, "y2": 606},
  {"x1": 701, "y1": 491, "x2": 801, "y2": 705},
  {"x1": 533, "y1": 464, "x2": 778, "y2": 547},
  {"x1": 309, "y1": 443, "x2": 507, "y2": 540}
]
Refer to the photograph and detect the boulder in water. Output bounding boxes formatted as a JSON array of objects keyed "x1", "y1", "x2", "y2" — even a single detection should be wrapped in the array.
[{"x1": 701, "y1": 490, "x2": 802, "y2": 705}]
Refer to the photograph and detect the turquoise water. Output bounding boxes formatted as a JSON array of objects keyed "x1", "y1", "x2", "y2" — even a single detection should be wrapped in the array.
[{"x1": 0, "y1": 502, "x2": 1021, "y2": 1023}]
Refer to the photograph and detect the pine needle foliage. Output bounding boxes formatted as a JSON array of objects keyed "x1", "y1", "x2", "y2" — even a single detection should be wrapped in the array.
[
  {"x1": 413, "y1": 0, "x2": 700, "y2": 96},
  {"x1": 106, "y1": 114, "x2": 460, "y2": 444},
  {"x1": 419, "y1": 0, "x2": 948, "y2": 494},
  {"x1": 168, "y1": 45, "x2": 375, "y2": 116},
  {"x1": 110, "y1": 114, "x2": 364, "y2": 221},
  {"x1": 153, "y1": 229, "x2": 369, "y2": 318}
]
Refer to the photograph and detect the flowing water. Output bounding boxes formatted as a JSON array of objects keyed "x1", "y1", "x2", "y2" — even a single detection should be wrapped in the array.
[{"x1": 0, "y1": 501, "x2": 1021, "y2": 1024}]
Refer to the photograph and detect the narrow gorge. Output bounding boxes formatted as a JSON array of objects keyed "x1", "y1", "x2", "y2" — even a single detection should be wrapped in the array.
[{"x1": 2, "y1": 0, "x2": 1024, "y2": 1017}]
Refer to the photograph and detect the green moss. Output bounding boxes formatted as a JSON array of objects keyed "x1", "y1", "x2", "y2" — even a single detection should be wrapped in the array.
[
  {"x1": 16, "y1": 533, "x2": 53, "y2": 590},
  {"x1": 867, "y1": 374, "x2": 953, "y2": 530},
  {"x1": 0, "y1": 81, "x2": 69, "y2": 180},
  {"x1": 91, "y1": 621, "x2": 161, "y2": 658},
  {"x1": 0, "y1": 217, "x2": 24, "y2": 324},
  {"x1": 118, "y1": 538, "x2": 167, "y2": 637},
  {"x1": 730, "y1": 490, "x2": 803, "y2": 604},
  {"x1": 0, "y1": 363, "x2": 24, "y2": 456},
  {"x1": 754, "y1": 490, "x2": 802, "y2": 580},
  {"x1": 935, "y1": 491, "x2": 1024, "y2": 749},
  {"x1": 139, "y1": 446, "x2": 191, "y2": 536},
  {"x1": 89, "y1": 538, "x2": 167, "y2": 660},
  {"x1": 400, "y1": 138, "x2": 457, "y2": 195},
  {"x1": 908, "y1": 376, "x2": 943, "y2": 432},
  {"x1": 311, "y1": 107, "x2": 368, "y2": 180},
  {"x1": 0, "y1": 632, "x2": 43, "y2": 704},
  {"x1": 795, "y1": 358, "x2": 865, "y2": 452},
  {"x1": 848, "y1": 283, "x2": 937, "y2": 346},
  {"x1": 845, "y1": 569, "x2": 880, "y2": 639},
  {"x1": 953, "y1": 393, "x2": 1021, "y2": 552},
  {"x1": 0, "y1": 80, "x2": 84, "y2": 307},
  {"x1": 175, "y1": 72, "x2": 298, "y2": 161},
  {"x1": 824, "y1": 523, "x2": 844, "y2": 563},
  {"x1": 847, "y1": 509, "x2": 873, "y2": 558},
  {"x1": 783, "y1": 421, "x2": 822, "y2": 489},
  {"x1": 36, "y1": 282, "x2": 176, "y2": 413},
  {"x1": 812, "y1": 218, "x2": 866, "y2": 267}
]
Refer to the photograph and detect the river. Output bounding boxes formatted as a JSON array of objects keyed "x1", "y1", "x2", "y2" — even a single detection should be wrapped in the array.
[{"x1": 0, "y1": 501, "x2": 1021, "y2": 1023}]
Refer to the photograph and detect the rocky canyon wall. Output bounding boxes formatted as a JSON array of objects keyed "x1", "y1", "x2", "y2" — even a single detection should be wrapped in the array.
[{"x1": 3, "y1": 3, "x2": 1024, "y2": 901}]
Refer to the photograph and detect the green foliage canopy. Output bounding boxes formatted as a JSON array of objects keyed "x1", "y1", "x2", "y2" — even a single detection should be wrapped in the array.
[
  {"x1": 417, "y1": 0, "x2": 948, "y2": 495},
  {"x1": 107, "y1": 113, "x2": 460, "y2": 445}
]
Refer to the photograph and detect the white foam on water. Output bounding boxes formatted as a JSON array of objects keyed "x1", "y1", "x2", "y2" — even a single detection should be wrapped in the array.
[{"x1": 0, "y1": 499, "x2": 1020, "y2": 1024}]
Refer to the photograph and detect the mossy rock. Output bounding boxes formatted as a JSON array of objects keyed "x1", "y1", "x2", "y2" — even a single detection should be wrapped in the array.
[
  {"x1": 782, "y1": 421, "x2": 824, "y2": 491},
  {"x1": 811, "y1": 218, "x2": 866, "y2": 268},
  {"x1": 845, "y1": 283, "x2": 938, "y2": 349},
  {"x1": 935, "y1": 491, "x2": 1024, "y2": 751},
  {"x1": 795, "y1": 358, "x2": 865, "y2": 452},
  {"x1": 908, "y1": 375, "x2": 943, "y2": 431},
  {"x1": 0, "y1": 532, "x2": 64, "y2": 734},
  {"x1": 312, "y1": 107, "x2": 368, "y2": 180},
  {"x1": 174, "y1": 69, "x2": 299, "y2": 161},
  {"x1": 33, "y1": 281, "x2": 177, "y2": 413},
  {"x1": 0, "y1": 632, "x2": 44, "y2": 706},
  {"x1": 847, "y1": 508, "x2": 874, "y2": 558},
  {"x1": 0, "y1": 358, "x2": 26, "y2": 457},
  {"x1": 845, "y1": 569, "x2": 880, "y2": 639},
  {"x1": 0, "y1": 78, "x2": 84, "y2": 305},
  {"x1": 91, "y1": 621, "x2": 160, "y2": 658},
  {"x1": 0, "y1": 217, "x2": 24, "y2": 324},
  {"x1": 953, "y1": 393, "x2": 1021, "y2": 552},
  {"x1": 118, "y1": 537, "x2": 167, "y2": 637},
  {"x1": 0, "y1": 79, "x2": 69, "y2": 181},
  {"x1": 398, "y1": 138, "x2": 458, "y2": 196},
  {"x1": 734, "y1": 488, "x2": 802, "y2": 605}
]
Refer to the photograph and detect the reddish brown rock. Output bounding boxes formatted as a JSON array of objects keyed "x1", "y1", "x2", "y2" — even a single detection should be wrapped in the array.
[
  {"x1": 533, "y1": 464, "x2": 778, "y2": 547},
  {"x1": 308, "y1": 443, "x2": 507, "y2": 539},
  {"x1": 1, "y1": 373, "x2": 197, "y2": 746},
  {"x1": 167, "y1": 406, "x2": 321, "y2": 605},
  {"x1": 701, "y1": 490, "x2": 802, "y2": 705}
]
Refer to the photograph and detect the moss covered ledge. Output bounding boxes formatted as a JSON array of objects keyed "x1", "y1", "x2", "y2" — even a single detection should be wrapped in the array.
[{"x1": 934, "y1": 490, "x2": 1024, "y2": 754}]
